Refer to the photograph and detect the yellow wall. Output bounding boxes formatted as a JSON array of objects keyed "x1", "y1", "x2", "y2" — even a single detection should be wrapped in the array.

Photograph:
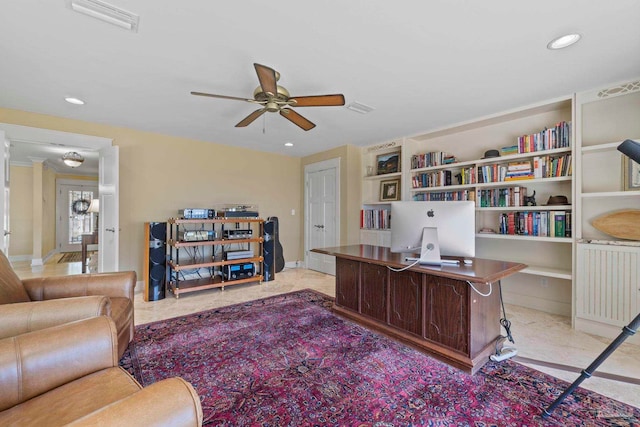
[
  {"x1": 1, "y1": 108, "x2": 302, "y2": 277},
  {"x1": 301, "y1": 144, "x2": 362, "y2": 255},
  {"x1": 9, "y1": 165, "x2": 33, "y2": 257},
  {"x1": 10, "y1": 162, "x2": 59, "y2": 259}
]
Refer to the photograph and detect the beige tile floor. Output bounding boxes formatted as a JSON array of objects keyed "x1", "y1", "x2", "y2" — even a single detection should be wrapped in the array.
[{"x1": 13, "y1": 254, "x2": 640, "y2": 410}]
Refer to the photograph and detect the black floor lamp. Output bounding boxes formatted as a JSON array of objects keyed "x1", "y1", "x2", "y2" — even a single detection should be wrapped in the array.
[{"x1": 542, "y1": 139, "x2": 640, "y2": 418}]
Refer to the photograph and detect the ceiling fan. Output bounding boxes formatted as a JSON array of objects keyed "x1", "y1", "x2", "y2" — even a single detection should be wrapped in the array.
[{"x1": 191, "y1": 63, "x2": 345, "y2": 131}]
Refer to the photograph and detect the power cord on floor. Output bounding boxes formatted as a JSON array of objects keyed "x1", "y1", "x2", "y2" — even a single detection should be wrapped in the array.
[
  {"x1": 499, "y1": 280, "x2": 514, "y2": 344},
  {"x1": 490, "y1": 281, "x2": 518, "y2": 362}
]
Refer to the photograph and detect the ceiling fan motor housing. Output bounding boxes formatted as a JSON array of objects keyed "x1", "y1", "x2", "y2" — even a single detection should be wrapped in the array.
[{"x1": 253, "y1": 85, "x2": 291, "y2": 111}]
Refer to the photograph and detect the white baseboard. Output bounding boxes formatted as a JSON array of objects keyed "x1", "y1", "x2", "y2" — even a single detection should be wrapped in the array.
[
  {"x1": 503, "y1": 293, "x2": 571, "y2": 317},
  {"x1": 8, "y1": 254, "x2": 32, "y2": 262},
  {"x1": 134, "y1": 280, "x2": 144, "y2": 294},
  {"x1": 284, "y1": 261, "x2": 303, "y2": 269},
  {"x1": 575, "y1": 317, "x2": 640, "y2": 346}
]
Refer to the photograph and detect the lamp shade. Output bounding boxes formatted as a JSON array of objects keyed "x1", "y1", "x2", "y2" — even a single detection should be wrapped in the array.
[
  {"x1": 87, "y1": 199, "x2": 99, "y2": 213},
  {"x1": 617, "y1": 139, "x2": 640, "y2": 164},
  {"x1": 62, "y1": 151, "x2": 85, "y2": 167}
]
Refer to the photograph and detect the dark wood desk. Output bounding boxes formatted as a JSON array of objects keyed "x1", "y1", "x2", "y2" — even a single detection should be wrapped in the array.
[
  {"x1": 312, "y1": 245, "x2": 526, "y2": 374},
  {"x1": 81, "y1": 232, "x2": 98, "y2": 273}
]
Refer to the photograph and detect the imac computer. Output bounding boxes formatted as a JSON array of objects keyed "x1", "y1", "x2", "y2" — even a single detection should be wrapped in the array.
[{"x1": 390, "y1": 201, "x2": 475, "y2": 265}]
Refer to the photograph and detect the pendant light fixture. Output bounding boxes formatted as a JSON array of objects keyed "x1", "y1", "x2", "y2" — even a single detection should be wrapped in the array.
[{"x1": 62, "y1": 151, "x2": 85, "y2": 168}]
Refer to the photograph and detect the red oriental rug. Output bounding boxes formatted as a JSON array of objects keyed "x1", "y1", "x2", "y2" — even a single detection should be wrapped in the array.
[{"x1": 120, "y1": 290, "x2": 640, "y2": 426}]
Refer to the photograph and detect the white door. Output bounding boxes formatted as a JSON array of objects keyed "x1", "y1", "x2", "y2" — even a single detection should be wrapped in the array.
[
  {"x1": 56, "y1": 181, "x2": 99, "y2": 252},
  {"x1": 305, "y1": 158, "x2": 340, "y2": 275},
  {"x1": 98, "y1": 145, "x2": 119, "y2": 272},
  {"x1": 0, "y1": 132, "x2": 9, "y2": 254}
]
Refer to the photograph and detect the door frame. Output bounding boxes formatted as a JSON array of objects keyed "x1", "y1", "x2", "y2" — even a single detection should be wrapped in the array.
[
  {"x1": 304, "y1": 157, "x2": 340, "y2": 270},
  {"x1": 0, "y1": 123, "x2": 116, "y2": 267}
]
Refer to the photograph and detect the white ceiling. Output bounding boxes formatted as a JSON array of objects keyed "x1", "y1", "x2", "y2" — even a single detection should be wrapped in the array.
[{"x1": 1, "y1": 1, "x2": 639, "y2": 159}]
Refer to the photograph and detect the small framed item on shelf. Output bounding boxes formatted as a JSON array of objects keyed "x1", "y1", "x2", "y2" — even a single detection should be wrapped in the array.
[
  {"x1": 376, "y1": 151, "x2": 400, "y2": 175},
  {"x1": 380, "y1": 179, "x2": 400, "y2": 201},
  {"x1": 622, "y1": 155, "x2": 640, "y2": 191}
]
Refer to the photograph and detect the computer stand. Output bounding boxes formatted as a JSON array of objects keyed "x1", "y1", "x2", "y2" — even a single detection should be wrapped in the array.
[{"x1": 542, "y1": 310, "x2": 640, "y2": 418}]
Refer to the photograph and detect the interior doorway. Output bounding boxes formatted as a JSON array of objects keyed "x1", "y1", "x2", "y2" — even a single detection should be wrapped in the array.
[
  {"x1": 0, "y1": 123, "x2": 117, "y2": 271},
  {"x1": 304, "y1": 158, "x2": 340, "y2": 275}
]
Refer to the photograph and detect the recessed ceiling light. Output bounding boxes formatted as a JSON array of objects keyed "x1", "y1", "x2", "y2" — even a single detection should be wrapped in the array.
[
  {"x1": 284, "y1": 142, "x2": 294, "y2": 147},
  {"x1": 547, "y1": 33, "x2": 581, "y2": 50},
  {"x1": 65, "y1": 97, "x2": 85, "y2": 105}
]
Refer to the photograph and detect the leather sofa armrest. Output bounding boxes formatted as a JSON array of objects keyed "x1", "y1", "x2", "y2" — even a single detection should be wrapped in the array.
[
  {"x1": 67, "y1": 377, "x2": 203, "y2": 427},
  {"x1": 0, "y1": 296, "x2": 111, "y2": 340},
  {"x1": 22, "y1": 271, "x2": 136, "y2": 301},
  {"x1": 0, "y1": 316, "x2": 118, "y2": 412}
]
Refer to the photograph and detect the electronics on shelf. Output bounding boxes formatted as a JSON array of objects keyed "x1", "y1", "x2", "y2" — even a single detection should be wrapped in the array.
[
  {"x1": 179, "y1": 208, "x2": 215, "y2": 219},
  {"x1": 223, "y1": 229, "x2": 253, "y2": 239},
  {"x1": 217, "y1": 204, "x2": 260, "y2": 218},
  {"x1": 223, "y1": 263, "x2": 255, "y2": 280},
  {"x1": 224, "y1": 250, "x2": 254, "y2": 260},
  {"x1": 179, "y1": 230, "x2": 216, "y2": 241}
]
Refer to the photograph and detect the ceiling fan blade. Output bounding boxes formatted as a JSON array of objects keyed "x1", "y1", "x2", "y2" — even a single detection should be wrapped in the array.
[
  {"x1": 254, "y1": 63, "x2": 278, "y2": 96},
  {"x1": 235, "y1": 108, "x2": 267, "y2": 127},
  {"x1": 280, "y1": 108, "x2": 316, "y2": 131},
  {"x1": 289, "y1": 94, "x2": 346, "y2": 107},
  {"x1": 191, "y1": 91, "x2": 254, "y2": 102}
]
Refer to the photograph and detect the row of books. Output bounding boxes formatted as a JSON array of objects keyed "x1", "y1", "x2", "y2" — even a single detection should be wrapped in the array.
[
  {"x1": 412, "y1": 190, "x2": 476, "y2": 202},
  {"x1": 410, "y1": 151, "x2": 457, "y2": 169},
  {"x1": 516, "y1": 121, "x2": 572, "y2": 153},
  {"x1": 498, "y1": 211, "x2": 571, "y2": 237},
  {"x1": 477, "y1": 187, "x2": 528, "y2": 208},
  {"x1": 360, "y1": 209, "x2": 390, "y2": 230},
  {"x1": 478, "y1": 153, "x2": 572, "y2": 183},
  {"x1": 411, "y1": 170, "x2": 452, "y2": 188},
  {"x1": 533, "y1": 154, "x2": 572, "y2": 178}
]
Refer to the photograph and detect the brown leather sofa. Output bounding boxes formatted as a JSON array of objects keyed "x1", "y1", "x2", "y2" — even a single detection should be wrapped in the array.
[
  {"x1": 0, "y1": 250, "x2": 135, "y2": 358},
  {"x1": 0, "y1": 316, "x2": 203, "y2": 426}
]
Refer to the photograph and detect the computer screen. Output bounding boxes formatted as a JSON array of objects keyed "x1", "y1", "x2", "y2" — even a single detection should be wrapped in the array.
[{"x1": 390, "y1": 201, "x2": 476, "y2": 258}]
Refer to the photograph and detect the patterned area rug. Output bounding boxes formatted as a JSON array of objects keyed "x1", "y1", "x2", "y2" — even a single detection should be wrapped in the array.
[{"x1": 120, "y1": 290, "x2": 640, "y2": 426}]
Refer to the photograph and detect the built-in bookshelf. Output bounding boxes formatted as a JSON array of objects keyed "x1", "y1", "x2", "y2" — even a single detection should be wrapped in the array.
[
  {"x1": 358, "y1": 77, "x2": 640, "y2": 340},
  {"x1": 573, "y1": 78, "x2": 640, "y2": 343},
  {"x1": 360, "y1": 140, "x2": 402, "y2": 246},
  {"x1": 364, "y1": 96, "x2": 575, "y2": 316}
]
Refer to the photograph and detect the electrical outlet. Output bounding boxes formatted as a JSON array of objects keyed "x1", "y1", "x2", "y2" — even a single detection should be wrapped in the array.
[{"x1": 541, "y1": 278, "x2": 548, "y2": 287}]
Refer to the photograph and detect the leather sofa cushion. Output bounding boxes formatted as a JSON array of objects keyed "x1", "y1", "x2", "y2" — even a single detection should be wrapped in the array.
[
  {"x1": 111, "y1": 297, "x2": 134, "y2": 358},
  {"x1": 0, "y1": 250, "x2": 30, "y2": 304},
  {"x1": 0, "y1": 367, "x2": 141, "y2": 426}
]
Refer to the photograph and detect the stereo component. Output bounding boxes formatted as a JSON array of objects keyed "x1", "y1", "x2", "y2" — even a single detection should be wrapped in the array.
[
  {"x1": 179, "y1": 208, "x2": 215, "y2": 219},
  {"x1": 224, "y1": 250, "x2": 254, "y2": 260},
  {"x1": 179, "y1": 230, "x2": 216, "y2": 241},
  {"x1": 217, "y1": 210, "x2": 260, "y2": 218},
  {"x1": 223, "y1": 229, "x2": 253, "y2": 239},
  {"x1": 223, "y1": 263, "x2": 255, "y2": 280}
]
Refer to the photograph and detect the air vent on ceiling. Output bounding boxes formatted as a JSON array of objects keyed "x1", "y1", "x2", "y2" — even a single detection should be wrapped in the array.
[
  {"x1": 67, "y1": 0, "x2": 139, "y2": 32},
  {"x1": 346, "y1": 101, "x2": 375, "y2": 114}
]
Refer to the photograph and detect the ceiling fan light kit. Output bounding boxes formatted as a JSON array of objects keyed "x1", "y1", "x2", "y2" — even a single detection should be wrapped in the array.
[{"x1": 192, "y1": 63, "x2": 345, "y2": 131}]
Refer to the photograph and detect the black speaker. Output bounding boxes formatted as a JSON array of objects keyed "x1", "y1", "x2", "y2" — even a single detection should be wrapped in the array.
[
  {"x1": 263, "y1": 219, "x2": 275, "y2": 281},
  {"x1": 144, "y1": 222, "x2": 166, "y2": 301}
]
